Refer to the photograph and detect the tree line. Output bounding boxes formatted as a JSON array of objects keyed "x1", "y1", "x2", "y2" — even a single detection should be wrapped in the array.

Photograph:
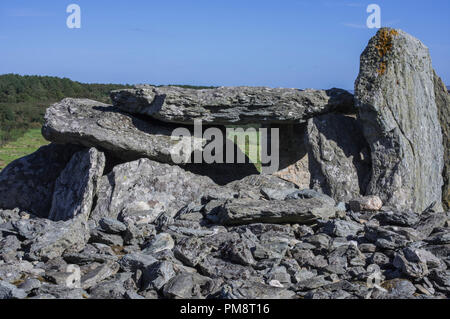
[{"x1": 0, "y1": 74, "x2": 132, "y2": 146}]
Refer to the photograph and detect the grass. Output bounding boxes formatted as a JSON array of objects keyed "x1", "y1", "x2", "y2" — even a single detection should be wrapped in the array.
[
  {"x1": 0, "y1": 128, "x2": 49, "y2": 170},
  {"x1": 226, "y1": 125, "x2": 262, "y2": 172}
]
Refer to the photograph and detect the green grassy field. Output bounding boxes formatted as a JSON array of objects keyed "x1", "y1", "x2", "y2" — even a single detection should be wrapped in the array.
[{"x1": 0, "y1": 128, "x2": 49, "y2": 170}]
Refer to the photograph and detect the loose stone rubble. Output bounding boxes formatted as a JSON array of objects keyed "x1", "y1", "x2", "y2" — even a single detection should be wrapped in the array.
[{"x1": 0, "y1": 28, "x2": 448, "y2": 299}]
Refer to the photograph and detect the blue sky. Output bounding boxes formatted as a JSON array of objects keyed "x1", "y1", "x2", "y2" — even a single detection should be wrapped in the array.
[{"x1": 0, "y1": 0, "x2": 449, "y2": 89}]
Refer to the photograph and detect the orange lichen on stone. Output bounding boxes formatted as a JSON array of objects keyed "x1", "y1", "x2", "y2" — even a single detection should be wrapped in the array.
[{"x1": 375, "y1": 29, "x2": 398, "y2": 75}]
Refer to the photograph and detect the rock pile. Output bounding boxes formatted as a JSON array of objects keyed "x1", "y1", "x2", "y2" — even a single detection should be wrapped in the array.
[{"x1": 0, "y1": 28, "x2": 448, "y2": 299}]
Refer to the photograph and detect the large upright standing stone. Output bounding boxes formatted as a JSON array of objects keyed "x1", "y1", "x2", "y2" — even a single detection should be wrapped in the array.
[
  {"x1": 433, "y1": 71, "x2": 450, "y2": 210},
  {"x1": 355, "y1": 28, "x2": 444, "y2": 212}
]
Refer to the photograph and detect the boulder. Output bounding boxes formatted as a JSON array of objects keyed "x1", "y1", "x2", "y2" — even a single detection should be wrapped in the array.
[
  {"x1": 110, "y1": 86, "x2": 355, "y2": 125},
  {"x1": 49, "y1": 148, "x2": 105, "y2": 221},
  {"x1": 42, "y1": 98, "x2": 202, "y2": 164},
  {"x1": 90, "y1": 158, "x2": 222, "y2": 224},
  {"x1": 306, "y1": 113, "x2": 371, "y2": 202},
  {"x1": 355, "y1": 28, "x2": 444, "y2": 212},
  {"x1": 210, "y1": 198, "x2": 336, "y2": 226},
  {"x1": 0, "y1": 143, "x2": 82, "y2": 218},
  {"x1": 12, "y1": 215, "x2": 90, "y2": 261},
  {"x1": 433, "y1": 71, "x2": 450, "y2": 210}
]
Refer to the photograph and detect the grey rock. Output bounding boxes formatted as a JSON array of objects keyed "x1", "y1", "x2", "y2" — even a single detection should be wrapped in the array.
[
  {"x1": 91, "y1": 158, "x2": 220, "y2": 224},
  {"x1": 433, "y1": 71, "x2": 450, "y2": 210},
  {"x1": 142, "y1": 233, "x2": 174, "y2": 255},
  {"x1": 15, "y1": 216, "x2": 90, "y2": 262},
  {"x1": 142, "y1": 261, "x2": 177, "y2": 290},
  {"x1": 162, "y1": 272, "x2": 214, "y2": 299},
  {"x1": 284, "y1": 189, "x2": 336, "y2": 206},
  {"x1": 415, "y1": 212, "x2": 447, "y2": 240},
  {"x1": 35, "y1": 283, "x2": 87, "y2": 299},
  {"x1": 81, "y1": 261, "x2": 120, "y2": 289},
  {"x1": 306, "y1": 113, "x2": 371, "y2": 202},
  {"x1": 123, "y1": 223, "x2": 156, "y2": 247},
  {"x1": 198, "y1": 256, "x2": 254, "y2": 281},
  {"x1": 98, "y1": 218, "x2": 127, "y2": 234},
  {"x1": 0, "y1": 144, "x2": 82, "y2": 218},
  {"x1": 49, "y1": 148, "x2": 105, "y2": 221},
  {"x1": 429, "y1": 269, "x2": 450, "y2": 292},
  {"x1": 212, "y1": 198, "x2": 336, "y2": 226},
  {"x1": 425, "y1": 232, "x2": 450, "y2": 245},
  {"x1": 219, "y1": 280, "x2": 296, "y2": 299},
  {"x1": 88, "y1": 273, "x2": 135, "y2": 299},
  {"x1": 63, "y1": 244, "x2": 118, "y2": 265},
  {"x1": 118, "y1": 253, "x2": 157, "y2": 272},
  {"x1": 295, "y1": 275, "x2": 331, "y2": 291},
  {"x1": 324, "y1": 220, "x2": 364, "y2": 238},
  {"x1": 403, "y1": 247, "x2": 445, "y2": 270},
  {"x1": 374, "y1": 210, "x2": 419, "y2": 227},
  {"x1": 355, "y1": 28, "x2": 444, "y2": 212},
  {"x1": 0, "y1": 281, "x2": 28, "y2": 299},
  {"x1": 260, "y1": 188, "x2": 299, "y2": 201},
  {"x1": 225, "y1": 174, "x2": 297, "y2": 198},
  {"x1": 223, "y1": 238, "x2": 256, "y2": 266},
  {"x1": 111, "y1": 86, "x2": 354, "y2": 125},
  {"x1": 393, "y1": 253, "x2": 429, "y2": 279},
  {"x1": 173, "y1": 237, "x2": 212, "y2": 267},
  {"x1": 369, "y1": 252, "x2": 391, "y2": 268},
  {"x1": 386, "y1": 279, "x2": 417, "y2": 297},
  {"x1": 42, "y1": 98, "x2": 202, "y2": 164},
  {"x1": 89, "y1": 229, "x2": 124, "y2": 247},
  {"x1": 18, "y1": 278, "x2": 42, "y2": 293}
]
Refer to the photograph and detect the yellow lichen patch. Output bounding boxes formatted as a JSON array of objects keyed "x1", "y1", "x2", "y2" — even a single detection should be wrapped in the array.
[{"x1": 375, "y1": 29, "x2": 399, "y2": 75}]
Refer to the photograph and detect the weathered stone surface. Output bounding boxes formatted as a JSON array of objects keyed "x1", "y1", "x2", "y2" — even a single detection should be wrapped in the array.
[
  {"x1": 306, "y1": 113, "x2": 371, "y2": 202},
  {"x1": 355, "y1": 28, "x2": 444, "y2": 212},
  {"x1": 349, "y1": 196, "x2": 383, "y2": 212},
  {"x1": 111, "y1": 86, "x2": 355, "y2": 125},
  {"x1": 220, "y1": 281, "x2": 296, "y2": 299},
  {"x1": 42, "y1": 98, "x2": 202, "y2": 164},
  {"x1": 0, "y1": 144, "x2": 82, "y2": 218},
  {"x1": 49, "y1": 148, "x2": 105, "y2": 221},
  {"x1": 81, "y1": 261, "x2": 120, "y2": 289},
  {"x1": 433, "y1": 71, "x2": 450, "y2": 210},
  {"x1": 0, "y1": 281, "x2": 28, "y2": 299},
  {"x1": 12, "y1": 216, "x2": 90, "y2": 261},
  {"x1": 272, "y1": 124, "x2": 311, "y2": 189},
  {"x1": 90, "y1": 158, "x2": 221, "y2": 224},
  {"x1": 210, "y1": 198, "x2": 336, "y2": 226}
]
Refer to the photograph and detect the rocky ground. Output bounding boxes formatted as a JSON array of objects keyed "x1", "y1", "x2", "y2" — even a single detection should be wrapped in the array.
[
  {"x1": 0, "y1": 179, "x2": 449, "y2": 299},
  {"x1": 0, "y1": 28, "x2": 449, "y2": 300}
]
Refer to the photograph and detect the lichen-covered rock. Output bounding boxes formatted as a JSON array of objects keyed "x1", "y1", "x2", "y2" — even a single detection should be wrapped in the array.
[
  {"x1": 111, "y1": 86, "x2": 355, "y2": 125},
  {"x1": 90, "y1": 158, "x2": 222, "y2": 224},
  {"x1": 433, "y1": 71, "x2": 450, "y2": 210},
  {"x1": 42, "y1": 98, "x2": 202, "y2": 164},
  {"x1": 49, "y1": 148, "x2": 105, "y2": 221},
  {"x1": 0, "y1": 143, "x2": 82, "y2": 218},
  {"x1": 355, "y1": 28, "x2": 444, "y2": 212},
  {"x1": 306, "y1": 113, "x2": 371, "y2": 202}
]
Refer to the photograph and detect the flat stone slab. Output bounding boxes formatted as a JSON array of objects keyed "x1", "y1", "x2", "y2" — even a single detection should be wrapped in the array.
[
  {"x1": 211, "y1": 198, "x2": 337, "y2": 226},
  {"x1": 110, "y1": 86, "x2": 355, "y2": 125},
  {"x1": 42, "y1": 98, "x2": 202, "y2": 164}
]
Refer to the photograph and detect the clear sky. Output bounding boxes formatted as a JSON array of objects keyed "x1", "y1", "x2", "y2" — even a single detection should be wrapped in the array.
[{"x1": 0, "y1": 0, "x2": 449, "y2": 89}]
